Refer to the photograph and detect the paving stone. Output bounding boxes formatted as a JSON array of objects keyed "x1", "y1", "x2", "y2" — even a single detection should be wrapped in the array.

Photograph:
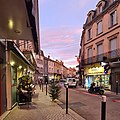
[{"x1": 4, "y1": 85, "x2": 85, "y2": 120}]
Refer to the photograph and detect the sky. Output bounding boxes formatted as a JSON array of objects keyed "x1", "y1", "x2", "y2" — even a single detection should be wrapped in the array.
[{"x1": 39, "y1": 0, "x2": 98, "y2": 68}]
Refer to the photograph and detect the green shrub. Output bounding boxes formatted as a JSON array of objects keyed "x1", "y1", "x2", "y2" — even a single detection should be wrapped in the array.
[{"x1": 49, "y1": 82, "x2": 61, "y2": 101}]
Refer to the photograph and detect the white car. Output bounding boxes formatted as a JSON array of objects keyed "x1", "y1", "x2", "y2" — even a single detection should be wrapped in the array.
[{"x1": 64, "y1": 78, "x2": 77, "y2": 88}]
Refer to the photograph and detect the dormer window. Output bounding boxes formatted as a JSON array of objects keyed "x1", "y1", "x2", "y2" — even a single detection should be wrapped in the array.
[
  {"x1": 90, "y1": 14, "x2": 92, "y2": 21},
  {"x1": 87, "y1": 10, "x2": 95, "y2": 23},
  {"x1": 96, "y1": 1, "x2": 105, "y2": 14},
  {"x1": 99, "y1": 5, "x2": 102, "y2": 13}
]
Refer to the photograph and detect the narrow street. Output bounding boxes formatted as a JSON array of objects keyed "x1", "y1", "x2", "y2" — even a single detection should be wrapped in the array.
[{"x1": 58, "y1": 83, "x2": 120, "y2": 120}]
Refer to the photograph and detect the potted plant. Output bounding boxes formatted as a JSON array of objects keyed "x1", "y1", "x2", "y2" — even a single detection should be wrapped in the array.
[{"x1": 17, "y1": 75, "x2": 34, "y2": 103}]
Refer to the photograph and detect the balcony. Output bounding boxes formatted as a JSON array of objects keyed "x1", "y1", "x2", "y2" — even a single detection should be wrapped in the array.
[{"x1": 83, "y1": 49, "x2": 120, "y2": 65}]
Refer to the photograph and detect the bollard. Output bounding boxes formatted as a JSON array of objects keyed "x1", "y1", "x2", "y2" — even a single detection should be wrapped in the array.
[
  {"x1": 101, "y1": 95, "x2": 106, "y2": 120},
  {"x1": 40, "y1": 83, "x2": 41, "y2": 90},
  {"x1": 66, "y1": 84, "x2": 68, "y2": 114},
  {"x1": 116, "y1": 81, "x2": 118, "y2": 95},
  {"x1": 46, "y1": 82, "x2": 47, "y2": 95},
  {"x1": 42, "y1": 82, "x2": 43, "y2": 92}
]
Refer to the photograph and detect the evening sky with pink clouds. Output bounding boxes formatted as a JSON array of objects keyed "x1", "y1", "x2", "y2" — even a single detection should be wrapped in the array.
[{"x1": 39, "y1": 0, "x2": 98, "y2": 68}]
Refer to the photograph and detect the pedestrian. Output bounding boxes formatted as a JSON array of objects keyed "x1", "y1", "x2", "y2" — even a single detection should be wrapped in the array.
[{"x1": 38, "y1": 79, "x2": 42, "y2": 90}]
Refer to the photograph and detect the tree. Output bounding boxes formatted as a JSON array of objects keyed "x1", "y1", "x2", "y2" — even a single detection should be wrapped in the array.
[{"x1": 49, "y1": 82, "x2": 61, "y2": 101}]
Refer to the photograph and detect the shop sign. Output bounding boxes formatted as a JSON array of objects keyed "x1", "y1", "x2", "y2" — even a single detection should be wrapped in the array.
[{"x1": 88, "y1": 67, "x2": 104, "y2": 74}]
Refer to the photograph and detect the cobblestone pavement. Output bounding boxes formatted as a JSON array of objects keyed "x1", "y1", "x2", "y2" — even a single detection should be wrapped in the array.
[{"x1": 3, "y1": 85, "x2": 85, "y2": 120}]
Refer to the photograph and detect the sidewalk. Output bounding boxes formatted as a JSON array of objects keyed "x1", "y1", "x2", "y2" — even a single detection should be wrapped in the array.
[{"x1": 3, "y1": 85, "x2": 85, "y2": 120}]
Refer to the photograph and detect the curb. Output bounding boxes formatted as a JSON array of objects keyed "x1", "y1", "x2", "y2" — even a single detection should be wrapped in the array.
[
  {"x1": 68, "y1": 108, "x2": 86, "y2": 120},
  {"x1": 56, "y1": 100, "x2": 86, "y2": 120}
]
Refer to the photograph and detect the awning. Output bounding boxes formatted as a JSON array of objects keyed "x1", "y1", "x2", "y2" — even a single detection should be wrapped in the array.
[
  {"x1": 0, "y1": 0, "x2": 38, "y2": 53},
  {"x1": 7, "y1": 41, "x2": 31, "y2": 66}
]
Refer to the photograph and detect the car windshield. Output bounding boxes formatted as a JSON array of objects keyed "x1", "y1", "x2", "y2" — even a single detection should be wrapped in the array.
[{"x1": 68, "y1": 79, "x2": 76, "y2": 82}]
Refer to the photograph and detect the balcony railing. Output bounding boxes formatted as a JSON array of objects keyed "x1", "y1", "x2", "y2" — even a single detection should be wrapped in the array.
[{"x1": 82, "y1": 49, "x2": 120, "y2": 65}]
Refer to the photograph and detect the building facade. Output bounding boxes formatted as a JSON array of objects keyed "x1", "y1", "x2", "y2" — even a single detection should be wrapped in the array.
[
  {"x1": 48, "y1": 56, "x2": 55, "y2": 81},
  {"x1": 0, "y1": 0, "x2": 40, "y2": 116},
  {"x1": 79, "y1": 0, "x2": 120, "y2": 92}
]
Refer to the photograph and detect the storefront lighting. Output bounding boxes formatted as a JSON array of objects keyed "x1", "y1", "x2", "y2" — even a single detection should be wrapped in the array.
[
  {"x1": 8, "y1": 19, "x2": 14, "y2": 29},
  {"x1": 18, "y1": 66, "x2": 22, "y2": 69},
  {"x1": 10, "y1": 61, "x2": 15, "y2": 66}
]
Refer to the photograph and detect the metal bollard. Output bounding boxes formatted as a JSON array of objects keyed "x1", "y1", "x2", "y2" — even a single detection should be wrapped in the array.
[
  {"x1": 66, "y1": 84, "x2": 68, "y2": 114},
  {"x1": 42, "y1": 82, "x2": 43, "y2": 92},
  {"x1": 116, "y1": 81, "x2": 118, "y2": 95},
  {"x1": 46, "y1": 82, "x2": 47, "y2": 95},
  {"x1": 101, "y1": 95, "x2": 106, "y2": 120}
]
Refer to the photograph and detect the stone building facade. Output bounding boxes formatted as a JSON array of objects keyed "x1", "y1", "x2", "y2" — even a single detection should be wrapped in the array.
[{"x1": 79, "y1": 0, "x2": 120, "y2": 92}]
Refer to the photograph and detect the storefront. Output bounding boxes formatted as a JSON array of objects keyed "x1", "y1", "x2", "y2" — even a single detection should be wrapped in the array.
[
  {"x1": 111, "y1": 62, "x2": 120, "y2": 93},
  {"x1": 0, "y1": 42, "x2": 6, "y2": 115},
  {"x1": 84, "y1": 63, "x2": 111, "y2": 90},
  {"x1": 6, "y1": 41, "x2": 31, "y2": 108}
]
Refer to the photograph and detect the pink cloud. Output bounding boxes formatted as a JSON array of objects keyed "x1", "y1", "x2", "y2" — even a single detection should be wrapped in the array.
[{"x1": 41, "y1": 27, "x2": 82, "y2": 49}]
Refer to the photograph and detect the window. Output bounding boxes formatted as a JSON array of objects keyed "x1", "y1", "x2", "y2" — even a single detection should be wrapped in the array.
[
  {"x1": 110, "y1": 38, "x2": 117, "y2": 58},
  {"x1": 110, "y1": 38, "x2": 116, "y2": 51},
  {"x1": 88, "y1": 28, "x2": 92, "y2": 40},
  {"x1": 97, "y1": 44, "x2": 103, "y2": 61},
  {"x1": 99, "y1": 5, "x2": 102, "y2": 13},
  {"x1": 88, "y1": 48, "x2": 92, "y2": 63},
  {"x1": 24, "y1": 40, "x2": 28, "y2": 49},
  {"x1": 110, "y1": 11, "x2": 117, "y2": 27},
  {"x1": 88, "y1": 48, "x2": 92, "y2": 58},
  {"x1": 90, "y1": 14, "x2": 92, "y2": 21},
  {"x1": 97, "y1": 21, "x2": 102, "y2": 34},
  {"x1": 97, "y1": 44, "x2": 103, "y2": 55}
]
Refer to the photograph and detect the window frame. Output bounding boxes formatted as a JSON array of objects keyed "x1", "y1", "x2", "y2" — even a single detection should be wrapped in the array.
[
  {"x1": 99, "y1": 4, "x2": 102, "y2": 13},
  {"x1": 97, "y1": 20, "x2": 103, "y2": 35},
  {"x1": 109, "y1": 10, "x2": 117, "y2": 28},
  {"x1": 88, "y1": 28, "x2": 92, "y2": 40}
]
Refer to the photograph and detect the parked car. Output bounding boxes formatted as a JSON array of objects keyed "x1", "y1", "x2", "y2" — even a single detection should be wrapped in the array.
[{"x1": 64, "y1": 78, "x2": 77, "y2": 88}]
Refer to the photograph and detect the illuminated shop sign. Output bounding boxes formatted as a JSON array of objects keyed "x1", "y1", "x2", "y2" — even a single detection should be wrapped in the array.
[{"x1": 88, "y1": 67, "x2": 104, "y2": 74}]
